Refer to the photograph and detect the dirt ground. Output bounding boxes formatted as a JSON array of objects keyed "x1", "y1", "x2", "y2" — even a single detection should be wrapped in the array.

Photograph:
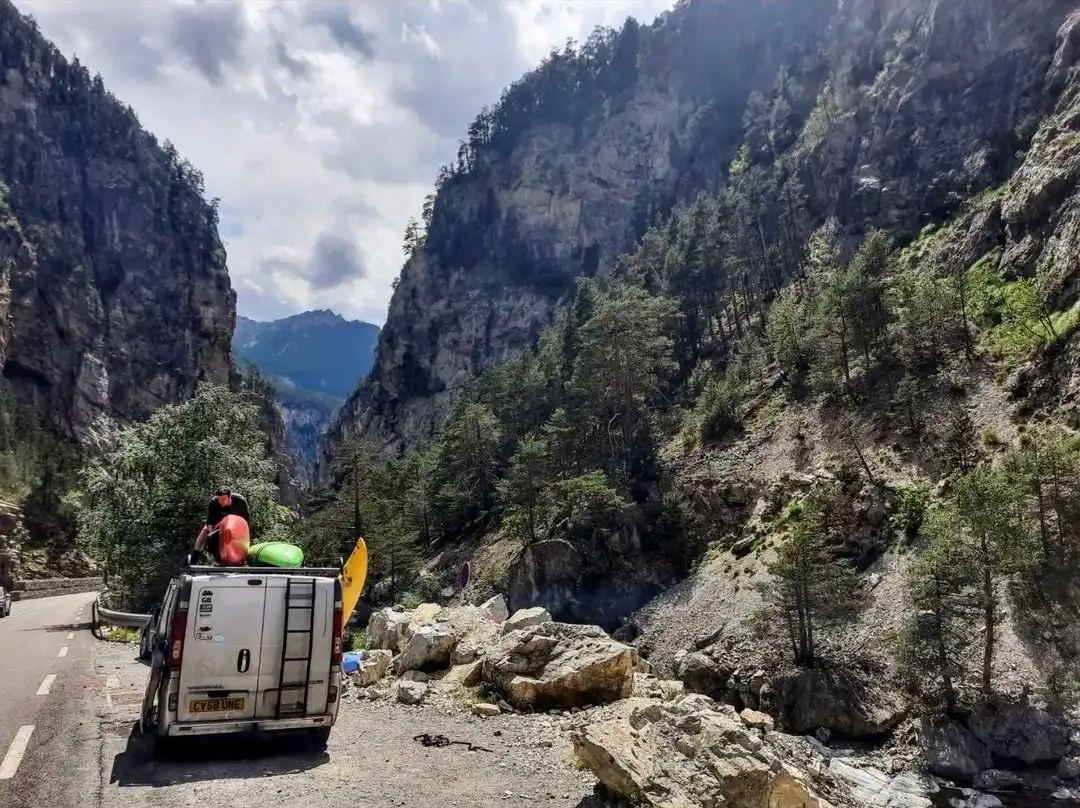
[{"x1": 93, "y1": 639, "x2": 606, "y2": 808}]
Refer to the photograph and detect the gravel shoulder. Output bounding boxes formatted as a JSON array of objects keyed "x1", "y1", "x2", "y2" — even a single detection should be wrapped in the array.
[{"x1": 92, "y1": 640, "x2": 604, "y2": 808}]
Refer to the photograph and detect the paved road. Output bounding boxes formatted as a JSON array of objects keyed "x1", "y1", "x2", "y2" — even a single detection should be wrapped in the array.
[{"x1": 0, "y1": 591, "x2": 102, "y2": 808}]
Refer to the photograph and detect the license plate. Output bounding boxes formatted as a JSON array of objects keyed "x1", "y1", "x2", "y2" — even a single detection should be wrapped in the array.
[{"x1": 190, "y1": 697, "x2": 245, "y2": 713}]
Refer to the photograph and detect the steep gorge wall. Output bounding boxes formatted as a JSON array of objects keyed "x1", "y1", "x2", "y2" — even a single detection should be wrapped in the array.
[{"x1": 0, "y1": 0, "x2": 234, "y2": 444}]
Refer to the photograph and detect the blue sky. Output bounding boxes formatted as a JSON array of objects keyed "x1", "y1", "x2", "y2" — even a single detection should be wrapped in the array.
[{"x1": 21, "y1": 0, "x2": 673, "y2": 324}]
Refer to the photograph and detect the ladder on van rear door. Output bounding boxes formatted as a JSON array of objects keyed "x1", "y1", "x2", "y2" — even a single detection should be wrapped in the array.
[{"x1": 275, "y1": 577, "x2": 316, "y2": 718}]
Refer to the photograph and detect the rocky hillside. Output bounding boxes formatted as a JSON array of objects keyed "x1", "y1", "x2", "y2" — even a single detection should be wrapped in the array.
[
  {"x1": 0, "y1": 0, "x2": 294, "y2": 564},
  {"x1": 234, "y1": 310, "x2": 379, "y2": 478}
]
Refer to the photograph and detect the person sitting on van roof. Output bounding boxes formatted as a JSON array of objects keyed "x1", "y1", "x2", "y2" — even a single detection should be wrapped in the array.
[{"x1": 192, "y1": 488, "x2": 251, "y2": 566}]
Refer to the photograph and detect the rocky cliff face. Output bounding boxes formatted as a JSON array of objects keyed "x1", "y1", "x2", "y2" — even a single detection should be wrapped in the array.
[
  {"x1": 803, "y1": 0, "x2": 1072, "y2": 241},
  {"x1": 323, "y1": 0, "x2": 828, "y2": 462},
  {"x1": 325, "y1": 0, "x2": 1080, "y2": 467},
  {"x1": 0, "y1": 1, "x2": 234, "y2": 444}
]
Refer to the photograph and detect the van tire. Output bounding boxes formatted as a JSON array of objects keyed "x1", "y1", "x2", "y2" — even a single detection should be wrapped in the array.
[{"x1": 308, "y1": 727, "x2": 331, "y2": 749}]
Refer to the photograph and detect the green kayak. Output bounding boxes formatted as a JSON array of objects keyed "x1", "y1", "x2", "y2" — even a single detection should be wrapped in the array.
[{"x1": 247, "y1": 541, "x2": 305, "y2": 568}]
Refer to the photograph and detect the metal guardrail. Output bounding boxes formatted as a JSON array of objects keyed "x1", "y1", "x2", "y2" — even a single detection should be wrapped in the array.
[{"x1": 91, "y1": 597, "x2": 152, "y2": 640}]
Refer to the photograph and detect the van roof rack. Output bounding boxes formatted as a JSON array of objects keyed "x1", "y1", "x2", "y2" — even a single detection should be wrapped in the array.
[{"x1": 185, "y1": 565, "x2": 341, "y2": 578}]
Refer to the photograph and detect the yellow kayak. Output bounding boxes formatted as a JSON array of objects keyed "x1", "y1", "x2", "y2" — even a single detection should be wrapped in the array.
[{"x1": 339, "y1": 536, "x2": 368, "y2": 624}]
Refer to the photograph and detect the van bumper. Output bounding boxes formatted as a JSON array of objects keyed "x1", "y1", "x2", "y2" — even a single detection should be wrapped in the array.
[{"x1": 165, "y1": 714, "x2": 335, "y2": 737}]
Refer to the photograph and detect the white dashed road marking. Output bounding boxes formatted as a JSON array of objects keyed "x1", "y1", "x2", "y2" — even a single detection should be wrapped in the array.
[
  {"x1": 0, "y1": 725, "x2": 35, "y2": 780},
  {"x1": 57, "y1": 647, "x2": 68, "y2": 658},
  {"x1": 36, "y1": 674, "x2": 56, "y2": 696}
]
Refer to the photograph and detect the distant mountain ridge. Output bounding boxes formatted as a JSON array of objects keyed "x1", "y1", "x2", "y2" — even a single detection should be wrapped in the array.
[
  {"x1": 233, "y1": 310, "x2": 379, "y2": 478},
  {"x1": 234, "y1": 310, "x2": 380, "y2": 399}
]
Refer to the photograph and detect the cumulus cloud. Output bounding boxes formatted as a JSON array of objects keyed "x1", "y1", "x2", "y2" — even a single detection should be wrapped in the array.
[{"x1": 19, "y1": 0, "x2": 673, "y2": 324}]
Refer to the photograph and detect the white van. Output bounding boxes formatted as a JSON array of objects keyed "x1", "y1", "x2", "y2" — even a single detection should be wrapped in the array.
[{"x1": 140, "y1": 564, "x2": 344, "y2": 755}]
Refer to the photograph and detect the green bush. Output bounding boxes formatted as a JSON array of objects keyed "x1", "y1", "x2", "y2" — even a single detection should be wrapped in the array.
[{"x1": 895, "y1": 483, "x2": 931, "y2": 539}]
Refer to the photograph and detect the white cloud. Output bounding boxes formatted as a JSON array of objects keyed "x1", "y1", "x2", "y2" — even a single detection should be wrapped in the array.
[{"x1": 17, "y1": 0, "x2": 673, "y2": 324}]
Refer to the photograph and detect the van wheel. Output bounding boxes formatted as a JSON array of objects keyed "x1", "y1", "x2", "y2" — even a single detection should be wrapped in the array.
[{"x1": 308, "y1": 727, "x2": 331, "y2": 750}]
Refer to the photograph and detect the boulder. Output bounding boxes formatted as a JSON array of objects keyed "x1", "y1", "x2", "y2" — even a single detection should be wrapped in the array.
[
  {"x1": 394, "y1": 680, "x2": 428, "y2": 705},
  {"x1": 967, "y1": 701, "x2": 1072, "y2": 766},
  {"x1": 413, "y1": 602, "x2": 441, "y2": 622},
  {"x1": 472, "y1": 702, "x2": 501, "y2": 717},
  {"x1": 740, "y1": 709, "x2": 775, "y2": 733},
  {"x1": 367, "y1": 608, "x2": 413, "y2": 653},
  {"x1": 920, "y1": 717, "x2": 993, "y2": 782},
  {"x1": 972, "y1": 770, "x2": 1025, "y2": 791},
  {"x1": 775, "y1": 666, "x2": 906, "y2": 739},
  {"x1": 451, "y1": 640, "x2": 479, "y2": 665},
  {"x1": 352, "y1": 649, "x2": 392, "y2": 687},
  {"x1": 506, "y1": 539, "x2": 582, "y2": 616},
  {"x1": 676, "y1": 651, "x2": 732, "y2": 700},
  {"x1": 828, "y1": 760, "x2": 934, "y2": 808},
  {"x1": 480, "y1": 594, "x2": 509, "y2": 623},
  {"x1": 570, "y1": 696, "x2": 850, "y2": 808},
  {"x1": 482, "y1": 621, "x2": 636, "y2": 710},
  {"x1": 632, "y1": 673, "x2": 685, "y2": 700},
  {"x1": 501, "y1": 606, "x2": 552, "y2": 635},
  {"x1": 1058, "y1": 756, "x2": 1080, "y2": 780},
  {"x1": 393, "y1": 623, "x2": 458, "y2": 674}
]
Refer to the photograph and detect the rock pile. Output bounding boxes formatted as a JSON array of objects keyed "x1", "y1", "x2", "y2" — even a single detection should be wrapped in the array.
[{"x1": 353, "y1": 597, "x2": 642, "y2": 711}]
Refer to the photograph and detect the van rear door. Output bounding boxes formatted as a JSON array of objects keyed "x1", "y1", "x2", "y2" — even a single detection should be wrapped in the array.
[
  {"x1": 176, "y1": 575, "x2": 265, "y2": 722},
  {"x1": 255, "y1": 575, "x2": 333, "y2": 718}
]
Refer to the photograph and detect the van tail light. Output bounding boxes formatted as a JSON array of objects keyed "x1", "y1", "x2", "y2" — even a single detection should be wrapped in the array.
[
  {"x1": 331, "y1": 602, "x2": 343, "y2": 666},
  {"x1": 169, "y1": 608, "x2": 189, "y2": 666}
]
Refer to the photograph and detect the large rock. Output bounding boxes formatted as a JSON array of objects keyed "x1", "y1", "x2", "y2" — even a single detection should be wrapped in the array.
[
  {"x1": 920, "y1": 717, "x2": 993, "y2": 782},
  {"x1": 570, "y1": 696, "x2": 852, "y2": 808},
  {"x1": 481, "y1": 621, "x2": 637, "y2": 710},
  {"x1": 506, "y1": 539, "x2": 583, "y2": 617},
  {"x1": 966, "y1": 701, "x2": 1072, "y2": 766},
  {"x1": 393, "y1": 623, "x2": 458, "y2": 674},
  {"x1": 367, "y1": 601, "x2": 508, "y2": 675},
  {"x1": 501, "y1": 606, "x2": 552, "y2": 635},
  {"x1": 367, "y1": 608, "x2": 413, "y2": 653},
  {"x1": 352, "y1": 649, "x2": 393, "y2": 687},
  {"x1": 827, "y1": 760, "x2": 934, "y2": 808},
  {"x1": 480, "y1": 594, "x2": 509, "y2": 623},
  {"x1": 775, "y1": 666, "x2": 906, "y2": 739},
  {"x1": 676, "y1": 651, "x2": 733, "y2": 700},
  {"x1": 394, "y1": 680, "x2": 428, "y2": 705}
]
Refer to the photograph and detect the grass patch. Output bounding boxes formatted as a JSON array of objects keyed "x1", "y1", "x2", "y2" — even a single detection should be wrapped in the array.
[
  {"x1": 966, "y1": 249, "x2": 1080, "y2": 364},
  {"x1": 104, "y1": 626, "x2": 140, "y2": 644},
  {"x1": 747, "y1": 393, "x2": 785, "y2": 427}
]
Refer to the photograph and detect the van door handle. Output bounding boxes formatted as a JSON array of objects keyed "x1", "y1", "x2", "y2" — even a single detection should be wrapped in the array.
[{"x1": 237, "y1": 648, "x2": 250, "y2": 673}]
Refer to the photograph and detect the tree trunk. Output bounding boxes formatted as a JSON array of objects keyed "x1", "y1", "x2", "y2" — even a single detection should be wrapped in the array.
[
  {"x1": 980, "y1": 534, "x2": 995, "y2": 695},
  {"x1": 934, "y1": 577, "x2": 956, "y2": 713}
]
